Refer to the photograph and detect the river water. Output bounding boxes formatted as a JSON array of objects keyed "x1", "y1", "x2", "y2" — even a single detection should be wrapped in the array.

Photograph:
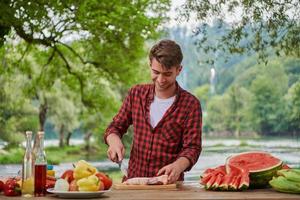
[{"x1": 0, "y1": 137, "x2": 299, "y2": 181}]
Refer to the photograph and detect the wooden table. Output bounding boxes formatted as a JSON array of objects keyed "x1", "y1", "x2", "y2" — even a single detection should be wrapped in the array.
[{"x1": 1, "y1": 182, "x2": 300, "y2": 200}]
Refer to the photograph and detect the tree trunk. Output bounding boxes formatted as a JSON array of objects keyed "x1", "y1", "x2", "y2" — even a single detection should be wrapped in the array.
[
  {"x1": 234, "y1": 129, "x2": 240, "y2": 138},
  {"x1": 59, "y1": 124, "x2": 65, "y2": 147},
  {"x1": 84, "y1": 132, "x2": 93, "y2": 152},
  {"x1": 66, "y1": 131, "x2": 72, "y2": 146},
  {"x1": 38, "y1": 102, "x2": 48, "y2": 131}
]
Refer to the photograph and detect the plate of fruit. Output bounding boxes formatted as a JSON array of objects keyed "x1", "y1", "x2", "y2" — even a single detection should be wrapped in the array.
[
  {"x1": 47, "y1": 188, "x2": 110, "y2": 198},
  {"x1": 47, "y1": 160, "x2": 112, "y2": 198}
]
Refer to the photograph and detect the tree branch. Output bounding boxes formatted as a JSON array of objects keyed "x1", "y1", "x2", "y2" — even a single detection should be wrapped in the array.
[
  {"x1": 53, "y1": 45, "x2": 93, "y2": 107},
  {"x1": 16, "y1": 43, "x2": 31, "y2": 63},
  {"x1": 57, "y1": 41, "x2": 115, "y2": 78},
  {"x1": 14, "y1": 26, "x2": 54, "y2": 47}
]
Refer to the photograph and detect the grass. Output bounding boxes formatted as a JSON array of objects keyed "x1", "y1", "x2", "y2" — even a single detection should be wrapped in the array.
[
  {"x1": 0, "y1": 143, "x2": 109, "y2": 165},
  {"x1": 0, "y1": 148, "x2": 24, "y2": 164}
]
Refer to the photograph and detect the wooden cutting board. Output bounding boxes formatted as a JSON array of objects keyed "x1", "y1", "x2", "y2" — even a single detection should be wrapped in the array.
[{"x1": 113, "y1": 183, "x2": 177, "y2": 190}]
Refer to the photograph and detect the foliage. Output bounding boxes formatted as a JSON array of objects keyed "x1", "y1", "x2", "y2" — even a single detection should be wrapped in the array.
[
  {"x1": 286, "y1": 82, "x2": 300, "y2": 132},
  {"x1": 203, "y1": 56, "x2": 299, "y2": 135},
  {"x1": 0, "y1": 148, "x2": 24, "y2": 164},
  {"x1": 205, "y1": 86, "x2": 252, "y2": 134},
  {"x1": 0, "y1": 143, "x2": 109, "y2": 164},
  {"x1": 250, "y1": 75, "x2": 284, "y2": 134},
  {"x1": 0, "y1": 0, "x2": 170, "y2": 145},
  {"x1": 193, "y1": 84, "x2": 210, "y2": 109},
  {"x1": 167, "y1": 24, "x2": 299, "y2": 136},
  {"x1": 0, "y1": 65, "x2": 38, "y2": 145},
  {"x1": 205, "y1": 95, "x2": 229, "y2": 131},
  {"x1": 180, "y1": 0, "x2": 300, "y2": 63}
]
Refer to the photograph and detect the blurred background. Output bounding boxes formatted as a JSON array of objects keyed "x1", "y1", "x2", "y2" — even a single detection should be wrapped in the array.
[{"x1": 0, "y1": 0, "x2": 299, "y2": 182}]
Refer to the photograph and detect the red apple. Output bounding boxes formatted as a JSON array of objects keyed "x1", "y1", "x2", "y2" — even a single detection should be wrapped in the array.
[
  {"x1": 69, "y1": 180, "x2": 78, "y2": 191},
  {"x1": 95, "y1": 172, "x2": 112, "y2": 190},
  {"x1": 61, "y1": 170, "x2": 74, "y2": 183},
  {"x1": 98, "y1": 180, "x2": 105, "y2": 191}
]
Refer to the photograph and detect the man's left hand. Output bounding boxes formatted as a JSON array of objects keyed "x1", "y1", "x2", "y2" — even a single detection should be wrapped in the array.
[{"x1": 156, "y1": 157, "x2": 190, "y2": 184}]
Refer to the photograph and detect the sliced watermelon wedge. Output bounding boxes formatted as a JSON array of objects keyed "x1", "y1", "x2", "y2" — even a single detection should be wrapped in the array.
[
  {"x1": 205, "y1": 174, "x2": 217, "y2": 189},
  {"x1": 211, "y1": 173, "x2": 224, "y2": 190},
  {"x1": 239, "y1": 173, "x2": 250, "y2": 190},
  {"x1": 218, "y1": 174, "x2": 232, "y2": 190},
  {"x1": 226, "y1": 151, "x2": 283, "y2": 188},
  {"x1": 200, "y1": 151, "x2": 283, "y2": 191}
]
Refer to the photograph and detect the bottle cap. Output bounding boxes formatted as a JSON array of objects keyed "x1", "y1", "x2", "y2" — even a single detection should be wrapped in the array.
[
  {"x1": 47, "y1": 165, "x2": 53, "y2": 170},
  {"x1": 25, "y1": 131, "x2": 32, "y2": 136},
  {"x1": 38, "y1": 131, "x2": 45, "y2": 135}
]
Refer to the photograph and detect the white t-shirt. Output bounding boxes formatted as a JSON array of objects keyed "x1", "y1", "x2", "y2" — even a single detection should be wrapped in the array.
[{"x1": 150, "y1": 95, "x2": 176, "y2": 128}]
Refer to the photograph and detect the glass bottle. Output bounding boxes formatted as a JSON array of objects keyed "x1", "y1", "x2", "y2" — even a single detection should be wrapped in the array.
[
  {"x1": 34, "y1": 131, "x2": 47, "y2": 196},
  {"x1": 22, "y1": 131, "x2": 34, "y2": 196},
  {"x1": 32, "y1": 133, "x2": 40, "y2": 164}
]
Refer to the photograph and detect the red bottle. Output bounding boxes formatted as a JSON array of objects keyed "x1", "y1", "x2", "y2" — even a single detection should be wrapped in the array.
[{"x1": 34, "y1": 131, "x2": 47, "y2": 196}]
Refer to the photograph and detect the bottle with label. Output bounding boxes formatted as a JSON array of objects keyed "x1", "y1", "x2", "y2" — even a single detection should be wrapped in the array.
[
  {"x1": 34, "y1": 131, "x2": 47, "y2": 196},
  {"x1": 22, "y1": 131, "x2": 34, "y2": 196}
]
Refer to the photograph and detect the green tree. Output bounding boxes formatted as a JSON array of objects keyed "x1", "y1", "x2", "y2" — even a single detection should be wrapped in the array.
[
  {"x1": 0, "y1": 0, "x2": 170, "y2": 145},
  {"x1": 286, "y1": 82, "x2": 300, "y2": 134},
  {"x1": 205, "y1": 85, "x2": 252, "y2": 136},
  {"x1": 249, "y1": 63, "x2": 288, "y2": 134},
  {"x1": 0, "y1": 70, "x2": 38, "y2": 146},
  {"x1": 227, "y1": 86, "x2": 244, "y2": 137},
  {"x1": 180, "y1": 0, "x2": 300, "y2": 62},
  {"x1": 206, "y1": 94, "x2": 230, "y2": 132},
  {"x1": 46, "y1": 81, "x2": 81, "y2": 147},
  {"x1": 193, "y1": 84, "x2": 210, "y2": 109}
]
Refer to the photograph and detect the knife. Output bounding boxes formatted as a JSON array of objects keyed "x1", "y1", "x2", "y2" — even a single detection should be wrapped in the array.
[{"x1": 118, "y1": 160, "x2": 128, "y2": 177}]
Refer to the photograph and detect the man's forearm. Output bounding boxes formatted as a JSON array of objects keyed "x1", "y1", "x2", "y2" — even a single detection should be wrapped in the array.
[
  {"x1": 106, "y1": 133, "x2": 121, "y2": 146},
  {"x1": 175, "y1": 157, "x2": 191, "y2": 173}
]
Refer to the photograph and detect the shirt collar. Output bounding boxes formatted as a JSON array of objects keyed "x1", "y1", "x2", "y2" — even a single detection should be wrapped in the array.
[{"x1": 148, "y1": 81, "x2": 183, "y2": 104}]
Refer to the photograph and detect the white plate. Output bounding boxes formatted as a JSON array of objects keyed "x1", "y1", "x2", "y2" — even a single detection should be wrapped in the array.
[{"x1": 47, "y1": 188, "x2": 110, "y2": 199}]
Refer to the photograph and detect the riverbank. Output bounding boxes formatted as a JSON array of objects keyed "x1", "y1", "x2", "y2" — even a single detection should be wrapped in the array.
[
  {"x1": 1, "y1": 137, "x2": 299, "y2": 182},
  {"x1": 0, "y1": 136, "x2": 299, "y2": 165},
  {"x1": 0, "y1": 143, "x2": 108, "y2": 165}
]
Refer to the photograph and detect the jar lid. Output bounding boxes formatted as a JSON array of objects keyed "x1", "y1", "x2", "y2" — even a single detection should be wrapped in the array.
[{"x1": 47, "y1": 165, "x2": 53, "y2": 170}]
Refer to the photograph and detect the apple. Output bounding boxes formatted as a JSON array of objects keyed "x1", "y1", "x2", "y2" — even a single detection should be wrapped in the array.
[
  {"x1": 61, "y1": 170, "x2": 74, "y2": 183},
  {"x1": 95, "y1": 172, "x2": 112, "y2": 190},
  {"x1": 69, "y1": 180, "x2": 78, "y2": 191},
  {"x1": 98, "y1": 180, "x2": 105, "y2": 191}
]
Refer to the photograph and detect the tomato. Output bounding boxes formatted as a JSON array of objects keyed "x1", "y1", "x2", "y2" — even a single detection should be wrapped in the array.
[
  {"x1": 4, "y1": 178, "x2": 21, "y2": 196},
  {"x1": 0, "y1": 180, "x2": 4, "y2": 192},
  {"x1": 46, "y1": 179, "x2": 56, "y2": 189},
  {"x1": 95, "y1": 172, "x2": 112, "y2": 190}
]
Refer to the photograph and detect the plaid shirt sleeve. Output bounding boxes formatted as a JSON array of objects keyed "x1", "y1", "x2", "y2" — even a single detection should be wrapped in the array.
[
  {"x1": 104, "y1": 88, "x2": 133, "y2": 143},
  {"x1": 178, "y1": 100, "x2": 202, "y2": 171}
]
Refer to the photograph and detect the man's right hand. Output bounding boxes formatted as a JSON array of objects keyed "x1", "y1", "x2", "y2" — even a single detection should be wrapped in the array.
[{"x1": 106, "y1": 133, "x2": 125, "y2": 163}]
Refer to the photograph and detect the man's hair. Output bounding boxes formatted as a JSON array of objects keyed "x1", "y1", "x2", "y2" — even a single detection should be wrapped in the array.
[{"x1": 149, "y1": 39, "x2": 183, "y2": 69}]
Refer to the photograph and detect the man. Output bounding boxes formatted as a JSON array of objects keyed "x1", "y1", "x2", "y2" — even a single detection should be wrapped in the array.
[{"x1": 104, "y1": 39, "x2": 202, "y2": 183}]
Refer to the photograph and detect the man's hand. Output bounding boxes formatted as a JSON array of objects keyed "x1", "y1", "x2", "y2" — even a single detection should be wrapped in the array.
[
  {"x1": 106, "y1": 133, "x2": 125, "y2": 163},
  {"x1": 156, "y1": 157, "x2": 190, "y2": 184}
]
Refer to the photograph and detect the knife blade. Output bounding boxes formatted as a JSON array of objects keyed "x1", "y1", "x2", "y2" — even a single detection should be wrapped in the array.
[{"x1": 118, "y1": 160, "x2": 128, "y2": 177}]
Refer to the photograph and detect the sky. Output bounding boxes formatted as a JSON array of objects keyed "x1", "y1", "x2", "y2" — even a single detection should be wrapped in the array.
[{"x1": 168, "y1": 0, "x2": 193, "y2": 27}]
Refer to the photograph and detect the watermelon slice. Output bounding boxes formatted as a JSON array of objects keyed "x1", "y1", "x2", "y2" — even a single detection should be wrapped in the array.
[
  {"x1": 239, "y1": 173, "x2": 250, "y2": 190},
  {"x1": 200, "y1": 165, "x2": 226, "y2": 185},
  {"x1": 200, "y1": 173, "x2": 214, "y2": 185},
  {"x1": 226, "y1": 151, "x2": 283, "y2": 188},
  {"x1": 205, "y1": 174, "x2": 217, "y2": 189},
  {"x1": 218, "y1": 174, "x2": 232, "y2": 190},
  {"x1": 211, "y1": 173, "x2": 224, "y2": 190}
]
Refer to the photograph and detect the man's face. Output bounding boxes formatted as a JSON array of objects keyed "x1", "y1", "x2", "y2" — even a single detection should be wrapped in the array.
[{"x1": 150, "y1": 58, "x2": 182, "y2": 92}]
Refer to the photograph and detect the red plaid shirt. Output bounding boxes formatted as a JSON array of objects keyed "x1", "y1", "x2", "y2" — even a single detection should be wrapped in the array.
[{"x1": 104, "y1": 82, "x2": 202, "y2": 181}]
